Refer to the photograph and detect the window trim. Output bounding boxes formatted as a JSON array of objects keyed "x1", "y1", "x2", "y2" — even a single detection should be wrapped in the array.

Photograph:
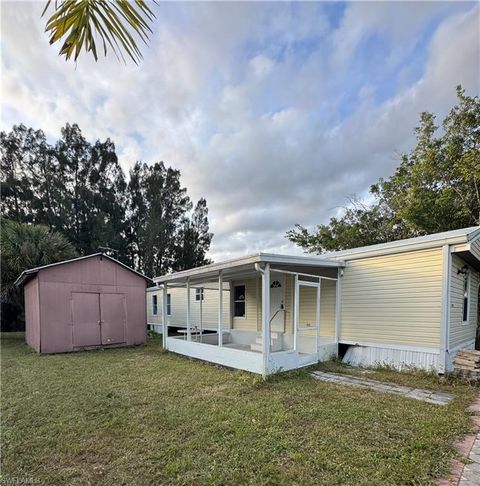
[
  {"x1": 152, "y1": 294, "x2": 158, "y2": 316},
  {"x1": 195, "y1": 287, "x2": 204, "y2": 302},
  {"x1": 233, "y1": 283, "x2": 246, "y2": 319},
  {"x1": 166, "y1": 293, "x2": 172, "y2": 316},
  {"x1": 462, "y1": 272, "x2": 471, "y2": 324}
]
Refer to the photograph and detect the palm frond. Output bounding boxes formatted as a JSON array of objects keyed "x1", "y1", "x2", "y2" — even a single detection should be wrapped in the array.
[{"x1": 43, "y1": 1, "x2": 156, "y2": 64}]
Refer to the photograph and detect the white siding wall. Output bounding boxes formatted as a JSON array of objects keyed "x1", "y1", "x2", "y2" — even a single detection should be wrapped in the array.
[
  {"x1": 449, "y1": 254, "x2": 479, "y2": 348},
  {"x1": 470, "y1": 238, "x2": 480, "y2": 262},
  {"x1": 146, "y1": 286, "x2": 230, "y2": 329},
  {"x1": 339, "y1": 248, "x2": 443, "y2": 348}
]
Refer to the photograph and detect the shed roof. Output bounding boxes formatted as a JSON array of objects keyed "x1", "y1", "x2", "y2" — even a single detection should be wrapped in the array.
[{"x1": 15, "y1": 253, "x2": 152, "y2": 286}]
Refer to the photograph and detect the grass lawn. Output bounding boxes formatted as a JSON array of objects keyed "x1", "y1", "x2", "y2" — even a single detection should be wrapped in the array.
[{"x1": 1, "y1": 332, "x2": 478, "y2": 485}]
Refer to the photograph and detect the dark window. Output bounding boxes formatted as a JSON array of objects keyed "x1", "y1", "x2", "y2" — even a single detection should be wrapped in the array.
[
  {"x1": 195, "y1": 287, "x2": 204, "y2": 301},
  {"x1": 167, "y1": 293, "x2": 172, "y2": 316},
  {"x1": 270, "y1": 280, "x2": 282, "y2": 288},
  {"x1": 463, "y1": 274, "x2": 470, "y2": 323},
  {"x1": 152, "y1": 295, "x2": 158, "y2": 315},
  {"x1": 234, "y1": 285, "x2": 246, "y2": 317}
]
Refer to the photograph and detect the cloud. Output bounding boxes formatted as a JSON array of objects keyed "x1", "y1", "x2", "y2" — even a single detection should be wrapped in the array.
[{"x1": 1, "y1": 1, "x2": 479, "y2": 263}]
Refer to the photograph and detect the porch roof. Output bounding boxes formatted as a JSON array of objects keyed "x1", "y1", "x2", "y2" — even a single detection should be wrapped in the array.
[{"x1": 153, "y1": 252, "x2": 345, "y2": 285}]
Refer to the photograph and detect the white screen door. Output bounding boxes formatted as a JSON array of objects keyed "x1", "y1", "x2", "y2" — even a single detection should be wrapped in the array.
[{"x1": 270, "y1": 274, "x2": 285, "y2": 332}]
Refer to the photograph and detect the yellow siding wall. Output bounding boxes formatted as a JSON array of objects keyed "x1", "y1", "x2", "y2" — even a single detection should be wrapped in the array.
[
  {"x1": 340, "y1": 248, "x2": 443, "y2": 348},
  {"x1": 232, "y1": 278, "x2": 260, "y2": 331},
  {"x1": 449, "y1": 254, "x2": 479, "y2": 347},
  {"x1": 321, "y1": 280, "x2": 336, "y2": 337}
]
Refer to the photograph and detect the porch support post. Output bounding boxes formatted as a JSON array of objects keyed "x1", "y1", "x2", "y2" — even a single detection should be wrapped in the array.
[
  {"x1": 335, "y1": 268, "x2": 342, "y2": 355},
  {"x1": 261, "y1": 263, "x2": 271, "y2": 378},
  {"x1": 293, "y1": 274, "x2": 299, "y2": 352},
  {"x1": 218, "y1": 271, "x2": 223, "y2": 347},
  {"x1": 162, "y1": 283, "x2": 168, "y2": 348},
  {"x1": 186, "y1": 277, "x2": 191, "y2": 341}
]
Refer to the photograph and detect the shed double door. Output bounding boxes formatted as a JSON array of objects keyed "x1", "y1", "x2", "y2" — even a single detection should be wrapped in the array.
[{"x1": 72, "y1": 293, "x2": 126, "y2": 347}]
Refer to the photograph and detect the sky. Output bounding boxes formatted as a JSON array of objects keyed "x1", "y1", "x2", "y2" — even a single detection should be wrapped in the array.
[{"x1": 1, "y1": 1, "x2": 479, "y2": 262}]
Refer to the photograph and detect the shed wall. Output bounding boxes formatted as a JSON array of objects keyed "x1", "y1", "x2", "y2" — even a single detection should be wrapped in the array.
[
  {"x1": 24, "y1": 278, "x2": 40, "y2": 352},
  {"x1": 339, "y1": 248, "x2": 443, "y2": 348},
  {"x1": 37, "y1": 256, "x2": 146, "y2": 353}
]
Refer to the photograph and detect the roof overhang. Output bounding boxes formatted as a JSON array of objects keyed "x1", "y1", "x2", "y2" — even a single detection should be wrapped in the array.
[
  {"x1": 153, "y1": 252, "x2": 345, "y2": 285},
  {"x1": 326, "y1": 226, "x2": 480, "y2": 261}
]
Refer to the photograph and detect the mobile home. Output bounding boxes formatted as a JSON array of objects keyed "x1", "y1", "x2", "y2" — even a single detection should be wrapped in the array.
[{"x1": 149, "y1": 227, "x2": 480, "y2": 376}]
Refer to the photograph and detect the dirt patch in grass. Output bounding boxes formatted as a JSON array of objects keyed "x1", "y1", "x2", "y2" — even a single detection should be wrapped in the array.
[{"x1": 1, "y1": 333, "x2": 478, "y2": 485}]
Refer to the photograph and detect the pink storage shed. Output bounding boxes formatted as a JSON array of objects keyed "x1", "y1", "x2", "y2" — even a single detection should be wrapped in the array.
[{"x1": 16, "y1": 253, "x2": 151, "y2": 353}]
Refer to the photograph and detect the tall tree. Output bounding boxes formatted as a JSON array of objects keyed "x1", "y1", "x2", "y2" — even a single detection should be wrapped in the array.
[
  {"x1": 287, "y1": 86, "x2": 480, "y2": 253},
  {"x1": 1, "y1": 123, "x2": 214, "y2": 279},
  {"x1": 1, "y1": 124, "x2": 130, "y2": 262},
  {"x1": 127, "y1": 161, "x2": 199, "y2": 276},
  {"x1": 174, "y1": 198, "x2": 213, "y2": 271}
]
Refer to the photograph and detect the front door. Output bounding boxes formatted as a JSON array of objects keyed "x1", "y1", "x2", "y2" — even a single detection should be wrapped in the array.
[
  {"x1": 72, "y1": 292, "x2": 101, "y2": 347},
  {"x1": 270, "y1": 274, "x2": 285, "y2": 332},
  {"x1": 100, "y1": 294, "x2": 126, "y2": 345}
]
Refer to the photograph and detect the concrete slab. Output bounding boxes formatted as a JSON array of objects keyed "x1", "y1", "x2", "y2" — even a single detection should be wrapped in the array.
[{"x1": 311, "y1": 371, "x2": 454, "y2": 406}]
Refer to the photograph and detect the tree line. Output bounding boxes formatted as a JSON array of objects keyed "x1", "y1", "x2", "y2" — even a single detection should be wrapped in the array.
[
  {"x1": 1, "y1": 123, "x2": 213, "y2": 277},
  {"x1": 287, "y1": 86, "x2": 480, "y2": 252}
]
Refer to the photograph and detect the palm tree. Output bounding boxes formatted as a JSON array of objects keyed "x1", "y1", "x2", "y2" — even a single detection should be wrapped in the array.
[
  {"x1": 1, "y1": 220, "x2": 78, "y2": 301},
  {"x1": 42, "y1": 1, "x2": 156, "y2": 64}
]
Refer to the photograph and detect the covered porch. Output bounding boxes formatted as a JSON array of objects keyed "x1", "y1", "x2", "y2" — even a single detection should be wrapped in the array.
[{"x1": 154, "y1": 253, "x2": 345, "y2": 377}]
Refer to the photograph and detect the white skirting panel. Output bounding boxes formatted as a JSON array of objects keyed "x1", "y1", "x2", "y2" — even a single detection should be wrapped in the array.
[{"x1": 342, "y1": 345, "x2": 440, "y2": 371}]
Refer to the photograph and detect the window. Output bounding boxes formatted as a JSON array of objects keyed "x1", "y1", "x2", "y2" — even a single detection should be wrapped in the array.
[
  {"x1": 195, "y1": 287, "x2": 204, "y2": 302},
  {"x1": 234, "y1": 285, "x2": 246, "y2": 318},
  {"x1": 152, "y1": 295, "x2": 158, "y2": 315},
  {"x1": 270, "y1": 280, "x2": 282, "y2": 289},
  {"x1": 462, "y1": 273, "x2": 470, "y2": 323},
  {"x1": 167, "y1": 293, "x2": 172, "y2": 316}
]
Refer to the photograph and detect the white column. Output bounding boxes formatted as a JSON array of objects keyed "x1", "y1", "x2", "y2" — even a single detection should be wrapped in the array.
[
  {"x1": 162, "y1": 283, "x2": 168, "y2": 348},
  {"x1": 218, "y1": 271, "x2": 223, "y2": 347},
  {"x1": 261, "y1": 263, "x2": 270, "y2": 377},
  {"x1": 293, "y1": 274, "x2": 299, "y2": 352},
  {"x1": 186, "y1": 278, "x2": 191, "y2": 341}
]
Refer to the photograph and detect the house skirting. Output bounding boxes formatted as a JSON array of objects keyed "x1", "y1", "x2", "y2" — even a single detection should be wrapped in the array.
[{"x1": 341, "y1": 342, "x2": 440, "y2": 371}]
